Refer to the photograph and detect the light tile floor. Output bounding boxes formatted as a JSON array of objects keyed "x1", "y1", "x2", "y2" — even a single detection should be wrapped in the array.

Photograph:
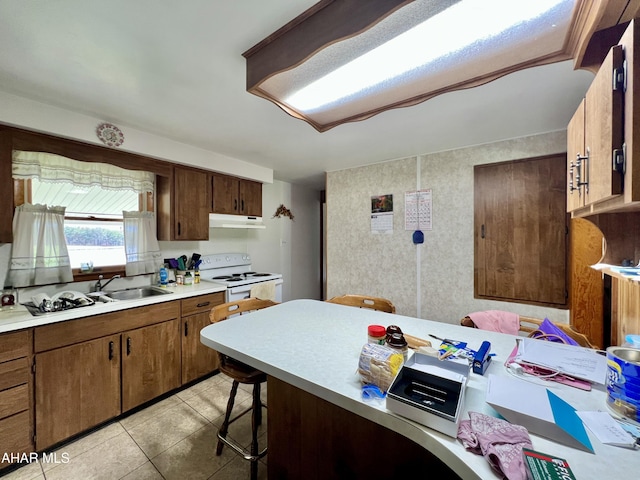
[{"x1": 1, "y1": 373, "x2": 268, "y2": 480}]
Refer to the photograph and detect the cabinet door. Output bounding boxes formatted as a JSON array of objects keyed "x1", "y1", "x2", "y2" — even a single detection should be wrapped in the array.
[
  {"x1": 567, "y1": 99, "x2": 586, "y2": 212},
  {"x1": 35, "y1": 335, "x2": 121, "y2": 450},
  {"x1": 174, "y1": 166, "x2": 210, "y2": 240},
  {"x1": 475, "y1": 155, "x2": 568, "y2": 306},
  {"x1": 212, "y1": 174, "x2": 240, "y2": 214},
  {"x1": 182, "y1": 311, "x2": 220, "y2": 384},
  {"x1": 121, "y1": 319, "x2": 180, "y2": 412},
  {"x1": 584, "y1": 45, "x2": 624, "y2": 206},
  {"x1": 240, "y1": 179, "x2": 262, "y2": 216}
]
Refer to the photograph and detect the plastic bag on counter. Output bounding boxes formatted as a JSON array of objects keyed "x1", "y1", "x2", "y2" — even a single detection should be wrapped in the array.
[{"x1": 358, "y1": 343, "x2": 404, "y2": 392}]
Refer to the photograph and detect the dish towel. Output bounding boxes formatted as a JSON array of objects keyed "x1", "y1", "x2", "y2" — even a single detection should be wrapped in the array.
[
  {"x1": 457, "y1": 411, "x2": 532, "y2": 480},
  {"x1": 250, "y1": 281, "x2": 276, "y2": 301},
  {"x1": 468, "y1": 310, "x2": 520, "y2": 335}
]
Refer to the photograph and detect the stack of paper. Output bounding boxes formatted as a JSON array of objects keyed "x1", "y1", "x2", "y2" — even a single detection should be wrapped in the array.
[{"x1": 515, "y1": 338, "x2": 607, "y2": 385}]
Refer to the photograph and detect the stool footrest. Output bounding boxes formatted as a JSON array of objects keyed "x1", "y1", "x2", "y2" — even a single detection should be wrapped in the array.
[{"x1": 217, "y1": 431, "x2": 267, "y2": 461}]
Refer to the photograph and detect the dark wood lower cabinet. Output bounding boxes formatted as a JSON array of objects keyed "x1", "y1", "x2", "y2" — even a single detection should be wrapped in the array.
[
  {"x1": 121, "y1": 319, "x2": 181, "y2": 412},
  {"x1": 267, "y1": 376, "x2": 459, "y2": 480},
  {"x1": 35, "y1": 334, "x2": 121, "y2": 450},
  {"x1": 181, "y1": 292, "x2": 224, "y2": 385}
]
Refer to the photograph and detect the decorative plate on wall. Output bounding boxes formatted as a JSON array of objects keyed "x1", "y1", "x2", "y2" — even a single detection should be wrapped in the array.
[{"x1": 96, "y1": 122, "x2": 124, "y2": 147}]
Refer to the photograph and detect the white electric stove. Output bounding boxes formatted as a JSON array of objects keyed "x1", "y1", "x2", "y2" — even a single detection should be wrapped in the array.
[{"x1": 198, "y1": 253, "x2": 283, "y2": 302}]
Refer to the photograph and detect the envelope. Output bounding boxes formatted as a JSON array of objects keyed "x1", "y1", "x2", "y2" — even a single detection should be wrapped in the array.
[{"x1": 485, "y1": 374, "x2": 594, "y2": 453}]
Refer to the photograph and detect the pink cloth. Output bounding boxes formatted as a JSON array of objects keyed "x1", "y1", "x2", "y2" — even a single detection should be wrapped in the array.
[
  {"x1": 468, "y1": 310, "x2": 520, "y2": 336},
  {"x1": 458, "y1": 411, "x2": 532, "y2": 480}
]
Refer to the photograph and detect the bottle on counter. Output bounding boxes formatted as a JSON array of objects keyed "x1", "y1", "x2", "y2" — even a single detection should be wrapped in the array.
[
  {"x1": 159, "y1": 264, "x2": 168, "y2": 287},
  {"x1": 194, "y1": 269, "x2": 200, "y2": 284},
  {"x1": 184, "y1": 271, "x2": 193, "y2": 286},
  {"x1": 367, "y1": 325, "x2": 386, "y2": 345},
  {"x1": 386, "y1": 332, "x2": 409, "y2": 361},
  {"x1": 0, "y1": 286, "x2": 17, "y2": 311},
  {"x1": 386, "y1": 325, "x2": 403, "y2": 339}
]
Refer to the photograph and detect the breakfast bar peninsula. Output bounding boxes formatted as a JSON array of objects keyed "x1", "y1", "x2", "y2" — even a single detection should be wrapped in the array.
[{"x1": 200, "y1": 299, "x2": 637, "y2": 479}]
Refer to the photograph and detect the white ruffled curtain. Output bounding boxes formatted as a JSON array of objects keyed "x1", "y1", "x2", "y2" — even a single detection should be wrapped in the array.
[
  {"x1": 123, "y1": 211, "x2": 162, "y2": 276},
  {"x1": 8, "y1": 204, "x2": 74, "y2": 287}
]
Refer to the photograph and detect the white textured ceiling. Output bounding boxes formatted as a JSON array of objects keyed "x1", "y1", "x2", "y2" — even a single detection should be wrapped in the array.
[{"x1": 0, "y1": 1, "x2": 594, "y2": 189}]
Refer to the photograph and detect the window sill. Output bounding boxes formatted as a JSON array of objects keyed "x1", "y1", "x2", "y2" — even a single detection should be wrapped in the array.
[{"x1": 72, "y1": 265, "x2": 126, "y2": 282}]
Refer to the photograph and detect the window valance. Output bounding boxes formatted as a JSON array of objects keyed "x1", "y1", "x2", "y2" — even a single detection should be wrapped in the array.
[{"x1": 12, "y1": 150, "x2": 155, "y2": 193}]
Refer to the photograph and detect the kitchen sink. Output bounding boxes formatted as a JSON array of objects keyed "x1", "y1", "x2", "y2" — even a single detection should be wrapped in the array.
[{"x1": 104, "y1": 286, "x2": 173, "y2": 301}]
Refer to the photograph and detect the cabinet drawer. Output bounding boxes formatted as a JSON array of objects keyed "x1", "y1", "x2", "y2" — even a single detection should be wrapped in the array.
[
  {"x1": 181, "y1": 292, "x2": 225, "y2": 317},
  {"x1": 0, "y1": 384, "x2": 29, "y2": 419},
  {"x1": 0, "y1": 411, "x2": 32, "y2": 458},
  {"x1": 0, "y1": 329, "x2": 31, "y2": 363},
  {"x1": 0, "y1": 357, "x2": 30, "y2": 391}
]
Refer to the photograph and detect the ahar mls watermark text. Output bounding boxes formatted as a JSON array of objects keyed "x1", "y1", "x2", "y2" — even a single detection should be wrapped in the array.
[{"x1": 2, "y1": 452, "x2": 70, "y2": 465}]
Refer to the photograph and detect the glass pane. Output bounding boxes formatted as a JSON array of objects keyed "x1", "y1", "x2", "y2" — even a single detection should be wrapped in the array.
[
  {"x1": 30, "y1": 178, "x2": 140, "y2": 268},
  {"x1": 64, "y1": 219, "x2": 125, "y2": 269}
]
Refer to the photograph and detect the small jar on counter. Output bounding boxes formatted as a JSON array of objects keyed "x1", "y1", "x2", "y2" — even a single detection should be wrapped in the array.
[
  {"x1": 184, "y1": 271, "x2": 193, "y2": 286},
  {"x1": 386, "y1": 332, "x2": 409, "y2": 361},
  {"x1": 367, "y1": 324, "x2": 387, "y2": 345}
]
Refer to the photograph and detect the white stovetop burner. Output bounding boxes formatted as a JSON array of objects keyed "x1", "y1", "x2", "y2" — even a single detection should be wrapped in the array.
[{"x1": 198, "y1": 253, "x2": 282, "y2": 288}]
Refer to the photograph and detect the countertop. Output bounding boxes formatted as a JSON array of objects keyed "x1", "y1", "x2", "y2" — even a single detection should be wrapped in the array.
[
  {"x1": 0, "y1": 283, "x2": 226, "y2": 334},
  {"x1": 200, "y1": 299, "x2": 639, "y2": 480}
]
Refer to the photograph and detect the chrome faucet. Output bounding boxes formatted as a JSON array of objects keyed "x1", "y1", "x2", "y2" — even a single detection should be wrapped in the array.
[{"x1": 93, "y1": 274, "x2": 121, "y2": 292}]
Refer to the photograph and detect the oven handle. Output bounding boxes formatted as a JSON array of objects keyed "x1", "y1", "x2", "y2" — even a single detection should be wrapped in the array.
[{"x1": 226, "y1": 278, "x2": 283, "y2": 295}]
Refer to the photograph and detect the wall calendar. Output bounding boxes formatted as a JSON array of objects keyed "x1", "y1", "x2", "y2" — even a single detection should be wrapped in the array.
[{"x1": 405, "y1": 189, "x2": 432, "y2": 231}]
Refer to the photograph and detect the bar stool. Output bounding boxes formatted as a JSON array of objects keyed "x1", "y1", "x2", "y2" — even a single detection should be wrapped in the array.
[{"x1": 209, "y1": 298, "x2": 278, "y2": 480}]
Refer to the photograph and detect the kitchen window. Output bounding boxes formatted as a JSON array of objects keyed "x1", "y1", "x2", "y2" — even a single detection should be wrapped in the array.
[{"x1": 12, "y1": 151, "x2": 155, "y2": 276}]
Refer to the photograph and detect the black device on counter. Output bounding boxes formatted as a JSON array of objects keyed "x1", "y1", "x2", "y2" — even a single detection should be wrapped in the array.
[{"x1": 472, "y1": 341, "x2": 492, "y2": 375}]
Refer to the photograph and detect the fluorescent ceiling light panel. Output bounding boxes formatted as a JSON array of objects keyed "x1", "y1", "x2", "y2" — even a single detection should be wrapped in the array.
[
  {"x1": 245, "y1": 0, "x2": 579, "y2": 131},
  {"x1": 287, "y1": 0, "x2": 566, "y2": 112}
]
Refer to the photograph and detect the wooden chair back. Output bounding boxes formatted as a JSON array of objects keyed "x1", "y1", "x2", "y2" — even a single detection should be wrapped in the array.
[
  {"x1": 210, "y1": 298, "x2": 279, "y2": 382},
  {"x1": 326, "y1": 294, "x2": 396, "y2": 314},
  {"x1": 460, "y1": 314, "x2": 595, "y2": 348},
  {"x1": 210, "y1": 297, "x2": 279, "y2": 324}
]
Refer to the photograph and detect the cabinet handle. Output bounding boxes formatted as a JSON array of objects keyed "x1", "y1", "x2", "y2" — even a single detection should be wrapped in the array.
[
  {"x1": 177, "y1": 222, "x2": 181, "y2": 236},
  {"x1": 569, "y1": 149, "x2": 589, "y2": 196},
  {"x1": 109, "y1": 341, "x2": 114, "y2": 360},
  {"x1": 184, "y1": 321, "x2": 188, "y2": 337},
  {"x1": 241, "y1": 199, "x2": 245, "y2": 212},
  {"x1": 126, "y1": 337, "x2": 132, "y2": 356},
  {"x1": 481, "y1": 224, "x2": 485, "y2": 239},
  {"x1": 234, "y1": 199, "x2": 238, "y2": 211},
  {"x1": 196, "y1": 301, "x2": 210, "y2": 308}
]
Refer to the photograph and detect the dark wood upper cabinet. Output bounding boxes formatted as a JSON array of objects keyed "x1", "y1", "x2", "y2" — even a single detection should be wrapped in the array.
[
  {"x1": 171, "y1": 166, "x2": 211, "y2": 241},
  {"x1": 474, "y1": 154, "x2": 568, "y2": 308},
  {"x1": 212, "y1": 173, "x2": 262, "y2": 217}
]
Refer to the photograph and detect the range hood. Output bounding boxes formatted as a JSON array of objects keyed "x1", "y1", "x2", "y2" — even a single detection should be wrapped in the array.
[{"x1": 209, "y1": 213, "x2": 266, "y2": 229}]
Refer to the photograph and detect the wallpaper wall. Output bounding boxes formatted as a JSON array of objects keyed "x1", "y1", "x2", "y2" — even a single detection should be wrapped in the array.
[{"x1": 326, "y1": 130, "x2": 570, "y2": 325}]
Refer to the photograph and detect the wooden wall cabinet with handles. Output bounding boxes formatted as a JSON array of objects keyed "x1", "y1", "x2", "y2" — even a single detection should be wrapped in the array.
[
  {"x1": 567, "y1": 45, "x2": 624, "y2": 214},
  {"x1": 212, "y1": 173, "x2": 262, "y2": 217},
  {"x1": 568, "y1": 19, "x2": 640, "y2": 217},
  {"x1": 158, "y1": 165, "x2": 212, "y2": 241}
]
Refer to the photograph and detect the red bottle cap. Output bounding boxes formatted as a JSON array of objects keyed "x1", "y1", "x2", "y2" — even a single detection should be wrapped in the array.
[{"x1": 368, "y1": 325, "x2": 386, "y2": 337}]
